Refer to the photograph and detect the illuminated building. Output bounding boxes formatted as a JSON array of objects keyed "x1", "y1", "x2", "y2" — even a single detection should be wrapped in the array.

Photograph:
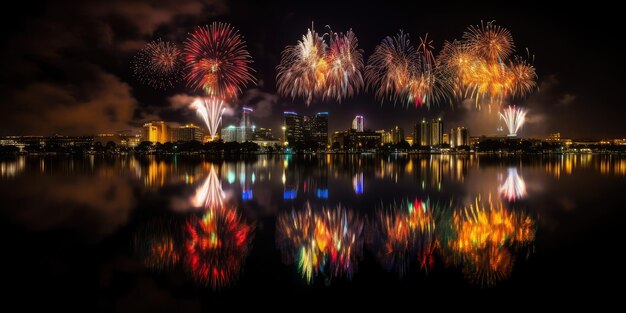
[
  {"x1": 221, "y1": 125, "x2": 238, "y2": 142},
  {"x1": 284, "y1": 111, "x2": 305, "y2": 146},
  {"x1": 142, "y1": 121, "x2": 170, "y2": 143},
  {"x1": 430, "y1": 118, "x2": 443, "y2": 146},
  {"x1": 442, "y1": 133, "x2": 449, "y2": 145},
  {"x1": 352, "y1": 115, "x2": 364, "y2": 132},
  {"x1": 546, "y1": 133, "x2": 561, "y2": 142},
  {"x1": 450, "y1": 127, "x2": 469, "y2": 148},
  {"x1": 307, "y1": 112, "x2": 329, "y2": 149},
  {"x1": 390, "y1": 126, "x2": 404, "y2": 144},
  {"x1": 405, "y1": 136, "x2": 414, "y2": 146},
  {"x1": 377, "y1": 130, "x2": 392, "y2": 144},
  {"x1": 170, "y1": 124, "x2": 203, "y2": 142},
  {"x1": 254, "y1": 128, "x2": 274, "y2": 140},
  {"x1": 239, "y1": 107, "x2": 254, "y2": 142},
  {"x1": 416, "y1": 119, "x2": 430, "y2": 146},
  {"x1": 335, "y1": 130, "x2": 382, "y2": 150}
]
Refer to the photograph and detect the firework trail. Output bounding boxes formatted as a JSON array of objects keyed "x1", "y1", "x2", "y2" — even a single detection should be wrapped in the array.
[
  {"x1": 276, "y1": 203, "x2": 364, "y2": 284},
  {"x1": 365, "y1": 32, "x2": 445, "y2": 107},
  {"x1": 499, "y1": 105, "x2": 527, "y2": 136},
  {"x1": 184, "y1": 22, "x2": 255, "y2": 98},
  {"x1": 185, "y1": 207, "x2": 254, "y2": 289},
  {"x1": 132, "y1": 39, "x2": 183, "y2": 89},
  {"x1": 499, "y1": 168, "x2": 527, "y2": 201},
  {"x1": 191, "y1": 165, "x2": 225, "y2": 210},
  {"x1": 191, "y1": 97, "x2": 225, "y2": 139},
  {"x1": 276, "y1": 25, "x2": 364, "y2": 105}
]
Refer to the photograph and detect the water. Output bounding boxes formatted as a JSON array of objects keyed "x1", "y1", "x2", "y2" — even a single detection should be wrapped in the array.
[{"x1": 1, "y1": 154, "x2": 623, "y2": 309}]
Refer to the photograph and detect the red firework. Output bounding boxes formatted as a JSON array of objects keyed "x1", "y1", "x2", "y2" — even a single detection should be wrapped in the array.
[{"x1": 184, "y1": 22, "x2": 256, "y2": 98}]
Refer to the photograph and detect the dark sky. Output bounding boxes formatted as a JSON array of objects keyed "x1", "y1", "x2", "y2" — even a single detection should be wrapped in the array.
[{"x1": 1, "y1": 0, "x2": 623, "y2": 139}]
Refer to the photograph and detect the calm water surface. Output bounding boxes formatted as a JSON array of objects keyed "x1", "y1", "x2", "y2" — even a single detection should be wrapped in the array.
[{"x1": 1, "y1": 154, "x2": 624, "y2": 310}]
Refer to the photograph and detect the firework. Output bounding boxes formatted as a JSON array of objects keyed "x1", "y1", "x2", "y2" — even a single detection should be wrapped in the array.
[
  {"x1": 499, "y1": 167, "x2": 527, "y2": 201},
  {"x1": 276, "y1": 203, "x2": 364, "y2": 284},
  {"x1": 191, "y1": 97, "x2": 225, "y2": 139},
  {"x1": 185, "y1": 207, "x2": 254, "y2": 289},
  {"x1": 438, "y1": 21, "x2": 537, "y2": 108},
  {"x1": 276, "y1": 26, "x2": 364, "y2": 105},
  {"x1": 132, "y1": 39, "x2": 183, "y2": 89},
  {"x1": 370, "y1": 199, "x2": 438, "y2": 276},
  {"x1": 324, "y1": 29, "x2": 365, "y2": 102},
  {"x1": 184, "y1": 22, "x2": 255, "y2": 98},
  {"x1": 464, "y1": 21, "x2": 514, "y2": 62},
  {"x1": 365, "y1": 32, "x2": 445, "y2": 107},
  {"x1": 191, "y1": 165, "x2": 224, "y2": 210},
  {"x1": 133, "y1": 217, "x2": 183, "y2": 271},
  {"x1": 499, "y1": 105, "x2": 527, "y2": 136}
]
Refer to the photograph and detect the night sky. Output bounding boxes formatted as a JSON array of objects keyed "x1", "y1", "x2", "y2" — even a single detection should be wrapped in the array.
[{"x1": 1, "y1": 0, "x2": 623, "y2": 139}]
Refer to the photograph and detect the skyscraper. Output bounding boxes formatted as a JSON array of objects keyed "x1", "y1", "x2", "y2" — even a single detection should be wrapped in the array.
[
  {"x1": 419, "y1": 119, "x2": 430, "y2": 146},
  {"x1": 430, "y1": 118, "x2": 443, "y2": 146},
  {"x1": 450, "y1": 127, "x2": 469, "y2": 148},
  {"x1": 309, "y1": 112, "x2": 329, "y2": 148},
  {"x1": 239, "y1": 107, "x2": 254, "y2": 142},
  {"x1": 352, "y1": 115, "x2": 364, "y2": 132},
  {"x1": 284, "y1": 111, "x2": 304, "y2": 146}
]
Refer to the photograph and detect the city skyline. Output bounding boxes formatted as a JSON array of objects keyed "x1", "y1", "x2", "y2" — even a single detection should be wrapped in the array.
[{"x1": 1, "y1": 1, "x2": 624, "y2": 139}]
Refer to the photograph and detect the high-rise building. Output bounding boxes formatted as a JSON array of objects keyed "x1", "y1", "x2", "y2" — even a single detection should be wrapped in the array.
[
  {"x1": 171, "y1": 123, "x2": 204, "y2": 142},
  {"x1": 221, "y1": 125, "x2": 238, "y2": 142},
  {"x1": 390, "y1": 126, "x2": 404, "y2": 144},
  {"x1": 450, "y1": 127, "x2": 469, "y2": 148},
  {"x1": 309, "y1": 112, "x2": 329, "y2": 148},
  {"x1": 284, "y1": 111, "x2": 305, "y2": 146},
  {"x1": 442, "y1": 133, "x2": 450, "y2": 145},
  {"x1": 376, "y1": 130, "x2": 392, "y2": 145},
  {"x1": 430, "y1": 118, "x2": 443, "y2": 146},
  {"x1": 418, "y1": 119, "x2": 430, "y2": 146},
  {"x1": 254, "y1": 128, "x2": 274, "y2": 140},
  {"x1": 352, "y1": 115, "x2": 364, "y2": 132},
  {"x1": 239, "y1": 107, "x2": 254, "y2": 142},
  {"x1": 142, "y1": 121, "x2": 169, "y2": 143}
]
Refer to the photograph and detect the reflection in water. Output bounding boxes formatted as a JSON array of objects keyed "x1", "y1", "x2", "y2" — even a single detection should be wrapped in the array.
[
  {"x1": 192, "y1": 165, "x2": 224, "y2": 210},
  {"x1": 370, "y1": 199, "x2": 439, "y2": 277},
  {"x1": 445, "y1": 195, "x2": 535, "y2": 286},
  {"x1": 134, "y1": 218, "x2": 183, "y2": 271},
  {"x1": 499, "y1": 168, "x2": 527, "y2": 201},
  {"x1": 0, "y1": 156, "x2": 25, "y2": 178},
  {"x1": 277, "y1": 203, "x2": 364, "y2": 284},
  {"x1": 353, "y1": 172, "x2": 363, "y2": 195},
  {"x1": 185, "y1": 208, "x2": 254, "y2": 289}
]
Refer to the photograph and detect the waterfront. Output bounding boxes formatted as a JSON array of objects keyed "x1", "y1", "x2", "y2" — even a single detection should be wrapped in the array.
[{"x1": 1, "y1": 154, "x2": 624, "y2": 309}]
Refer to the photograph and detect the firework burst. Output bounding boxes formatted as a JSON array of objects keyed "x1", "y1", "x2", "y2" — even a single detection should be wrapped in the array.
[
  {"x1": 133, "y1": 217, "x2": 183, "y2": 271},
  {"x1": 191, "y1": 97, "x2": 225, "y2": 139},
  {"x1": 132, "y1": 39, "x2": 183, "y2": 89},
  {"x1": 499, "y1": 105, "x2": 527, "y2": 136},
  {"x1": 464, "y1": 21, "x2": 514, "y2": 62},
  {"x1": 276, "y1": 25, "x2": 364, "y2": 105},
  {"x1": 184, "y1": 22, "x2": 255, "y2": 98},
  {"x1": 365, "y1": 32, "x2": 446, "y2": 107}
]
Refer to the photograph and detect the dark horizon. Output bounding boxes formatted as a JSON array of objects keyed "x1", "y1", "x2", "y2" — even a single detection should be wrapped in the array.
[{"x1": 1, "y1": 0, "x2": 624, "y2": 139}]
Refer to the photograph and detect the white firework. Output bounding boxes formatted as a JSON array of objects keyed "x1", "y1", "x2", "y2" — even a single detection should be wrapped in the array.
[
  {"x1": 192, "y1": 97, "x2": 226, "y2": 139},
  {"x1": 499, "y1": 105, "x2": 527, "y2": 136}
]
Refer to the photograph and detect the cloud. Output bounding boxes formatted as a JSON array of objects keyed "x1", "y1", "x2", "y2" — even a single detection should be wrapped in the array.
[
  {"x1": 557, "y1": 93, "x2": 577, "y2": 107},
  {"x1": 3, "y1": 69, "x2": 137, "y2": 135},
  {"x1": 240, "y1": 88, "x2": 278, "y2": 118}
]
